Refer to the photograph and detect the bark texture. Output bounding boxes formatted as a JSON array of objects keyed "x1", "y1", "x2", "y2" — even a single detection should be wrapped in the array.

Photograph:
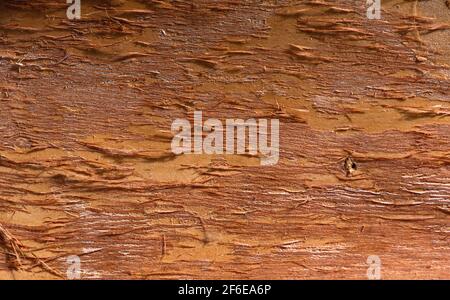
[{"x1": 0, "y1": 0, "x2": 449, "y2": 279}]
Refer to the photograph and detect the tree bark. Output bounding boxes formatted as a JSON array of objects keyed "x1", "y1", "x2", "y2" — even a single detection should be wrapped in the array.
[{"x1": 0, "y1": 0, "x2": 448, "y2": 279}]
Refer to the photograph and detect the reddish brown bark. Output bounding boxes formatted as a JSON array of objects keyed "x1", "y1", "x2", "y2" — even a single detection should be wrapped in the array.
[{"x1": 0, "y1": 0, "x2": 449, "y2": 279}]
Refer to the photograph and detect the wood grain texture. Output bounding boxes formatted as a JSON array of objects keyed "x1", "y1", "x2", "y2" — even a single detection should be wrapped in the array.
[{"x1": 0, "y1": 0, "x2": 449, "y2": 279}]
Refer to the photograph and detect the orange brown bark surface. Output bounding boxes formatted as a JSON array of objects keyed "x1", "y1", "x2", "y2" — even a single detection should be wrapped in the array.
[{"x1": 0, "y1": 0, "x2": 449, "y2": 279}]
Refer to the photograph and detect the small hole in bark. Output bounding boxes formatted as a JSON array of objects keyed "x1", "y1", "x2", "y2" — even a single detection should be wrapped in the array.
[
  {"x1": 344, "y1": 156, "x2": 357, "y2": 176},
  {"x1": 52, "y1": 174, "x2": 67, "y2": 184}
]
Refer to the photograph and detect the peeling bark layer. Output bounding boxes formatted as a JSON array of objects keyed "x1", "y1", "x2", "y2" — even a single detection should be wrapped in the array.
[{"x1": 0, "y1": 0, "x2": 449, "y2": 279}]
